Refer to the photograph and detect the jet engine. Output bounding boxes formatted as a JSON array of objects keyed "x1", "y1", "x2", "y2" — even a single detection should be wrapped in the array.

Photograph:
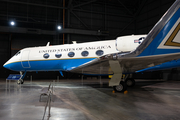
[{"x1": 116, "y1": 35, "x2": 146, "y2": 52}]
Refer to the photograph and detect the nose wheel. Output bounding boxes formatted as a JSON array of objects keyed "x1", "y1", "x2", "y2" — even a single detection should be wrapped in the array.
[
  {"x1": 17, "y1": 79, "x2": 24, "y2": 84},
  {"x1": 17, "y1": 71, "x2": 26, "y2": 84}
]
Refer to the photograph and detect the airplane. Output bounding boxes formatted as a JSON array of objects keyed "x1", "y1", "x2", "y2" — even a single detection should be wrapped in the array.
[{"x1": 3, "y1": 0, "x2": 180, "y2": 92}]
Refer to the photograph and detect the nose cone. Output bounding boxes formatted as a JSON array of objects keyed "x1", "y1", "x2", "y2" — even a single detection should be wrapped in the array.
[
  {"x1": 3, "y1": 54, "x2": 23, "y2": 71},
  {"x1": 3, "y1": 62, "x2": 9, "y2": 69}
]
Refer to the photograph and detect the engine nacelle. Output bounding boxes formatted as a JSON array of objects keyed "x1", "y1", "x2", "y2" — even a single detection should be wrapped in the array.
[{"x1": 116, "y1": 35, "x2": 147, "y2": 52}]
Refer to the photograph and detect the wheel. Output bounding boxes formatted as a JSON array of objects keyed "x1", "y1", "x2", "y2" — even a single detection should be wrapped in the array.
[
  {"x1": 125, "y1": 78, "x2": 135, "y2": 87},
  {"x1": 113, "y1": 81, "x2": 127, "y2": 92},
  {"x1": 17, "y1": 79, "x2": 24, "y2": 84}
]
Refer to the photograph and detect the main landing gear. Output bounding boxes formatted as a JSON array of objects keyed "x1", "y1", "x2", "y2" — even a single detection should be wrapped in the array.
[
  {"x1": 17, "y1": 71, "x2": 26, "y2": 85},
  {"x1": 113, "y1": 81, "x2": 127, "y2": 92},
  {"x1": 112, "y1": 78, "x2": 135, "y2": 92},
  {"x1": 108, "y1": 60, "x2": 137, "y2": 93},
  {"x1": 125, "y1": 78, "x2": 135, "y2": 87}
]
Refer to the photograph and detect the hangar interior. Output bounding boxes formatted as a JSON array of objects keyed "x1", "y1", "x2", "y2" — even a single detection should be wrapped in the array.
[
  {"x1": 0, "y1": 0, "x2": 177, "y2": 80},
  {"x1": 1, "y1": 0, "x2": 180, "y2": 120}
]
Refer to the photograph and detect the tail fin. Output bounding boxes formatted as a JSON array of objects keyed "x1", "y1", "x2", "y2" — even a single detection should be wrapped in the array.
[{"x1": 132, "y1": 0, "x2": 180, "y2": 57}]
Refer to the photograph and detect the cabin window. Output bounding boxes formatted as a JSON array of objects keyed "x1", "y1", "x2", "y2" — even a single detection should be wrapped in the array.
[
  {"x1": 55, "y1": 53, "x2": 62, "y2": 58},
  {"x1": 43, "y1": 53, "x2": 50, "y2": 59},
  {"x1": 96, "y1": 50, "x2": 104, "y2": 56},
  {"x1": 68, "y1": 52, "x2": 75, "y2": 57},
  {"x1": 81, "y1": 51, "x2": 89, "y2": 57}
]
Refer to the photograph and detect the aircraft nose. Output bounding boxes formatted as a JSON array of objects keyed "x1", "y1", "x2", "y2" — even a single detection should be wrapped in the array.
[{"x1": 3, "y1": 62, "x2": 9, "y2": 69}]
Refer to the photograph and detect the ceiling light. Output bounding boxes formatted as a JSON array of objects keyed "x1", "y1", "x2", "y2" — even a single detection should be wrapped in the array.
[
  {"x1": 10, "y1": 21, "x2": 15, "y2": 26},
  {"x1": 57, "y1": 25, "x2": 61, "y2": 30}
]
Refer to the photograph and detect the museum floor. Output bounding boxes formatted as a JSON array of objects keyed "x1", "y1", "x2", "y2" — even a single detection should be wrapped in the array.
[{"x1": 0, "y1": 79, "x2": 180, "y2": 120}]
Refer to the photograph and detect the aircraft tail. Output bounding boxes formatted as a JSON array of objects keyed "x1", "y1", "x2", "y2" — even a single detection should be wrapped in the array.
[{"x1": 131, "y1": 0, "x2": 180, "y2": 57}]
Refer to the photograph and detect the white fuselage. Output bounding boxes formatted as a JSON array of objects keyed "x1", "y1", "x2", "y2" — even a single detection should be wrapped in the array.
[{"x1": 3, "y1": 35, "x2": 146, "y2": 73}]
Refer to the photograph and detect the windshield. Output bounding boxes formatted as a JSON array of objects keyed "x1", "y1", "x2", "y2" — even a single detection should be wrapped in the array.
[{"x1": 15, "y1": 51, "x2": 21, "y2": 56}]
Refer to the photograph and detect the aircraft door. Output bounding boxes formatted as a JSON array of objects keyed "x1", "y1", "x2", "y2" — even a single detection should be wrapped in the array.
[{"x1": 21, "y1": 50, "x2": 31, "y2": 68}]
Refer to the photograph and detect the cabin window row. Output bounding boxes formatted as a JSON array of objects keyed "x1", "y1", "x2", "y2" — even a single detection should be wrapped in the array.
[{"x1": 43, "y1": 50, "x2": 104, "y2": 59}]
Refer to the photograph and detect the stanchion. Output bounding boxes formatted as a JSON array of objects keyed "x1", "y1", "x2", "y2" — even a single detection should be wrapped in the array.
[
  {"x1": 9, "y1": 80, "x2": 10, "y2": 93},
  {"x1": 6, "y1": 79, "x2": 7, "y2": 94},
  {"x1": 30, "y1": 75, "x2": 32, "y2": 84},
  {"x1": 48, "y1": 95, "x2": 51, "y2": 118},
  {"x1": 99, "y1": 67, "x2": 102, "y2": 87},
  {"x1": 81, "y1": 69, "x2": 84, "y2": 86},
  {"x1": 42, "y1": 83, "x2": 53, "y2": 120},
  {"x1": 57, "y1": 76, "x2": 59, "y2": 82}
]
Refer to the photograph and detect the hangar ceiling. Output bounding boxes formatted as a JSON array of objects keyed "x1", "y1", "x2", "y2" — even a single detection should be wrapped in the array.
[{"x1": 0, "y1": 0, "x2": 175, "y2": 43}]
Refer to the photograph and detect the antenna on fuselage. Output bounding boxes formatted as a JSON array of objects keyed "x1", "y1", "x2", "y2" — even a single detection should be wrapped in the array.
[
  {"x1": 46, "y1": 42, "x2": 50, "y2": 46},
  {"x1": 72, "y1": 41, "x2": 77, "y2": 44}
]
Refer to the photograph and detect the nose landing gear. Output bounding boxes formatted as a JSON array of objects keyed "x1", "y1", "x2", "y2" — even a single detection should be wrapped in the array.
[
  {"x1": 17, "y1": 79, "x2": 24, "y2": 84},
  {"x1": 17, "y1": 71, "x2": 26, "y2": 85}
]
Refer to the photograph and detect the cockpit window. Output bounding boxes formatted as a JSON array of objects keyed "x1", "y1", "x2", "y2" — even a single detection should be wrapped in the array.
[{"x1": 15, "y1": 51, "x2": 21, "y2": 56}]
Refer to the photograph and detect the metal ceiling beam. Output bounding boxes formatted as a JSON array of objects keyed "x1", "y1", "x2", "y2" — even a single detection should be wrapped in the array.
[
  {"x1": 68, "y1": 0, "x2": 73, "y2": 8},
  {"x1": 0, "y1": 26, "x2": 108, "y2": 36},
  {"x1": 133, "y1": 0, "x2": 147, "y2": 17},
  {"x1": 72, "y1": 9, "x2": 132, "y2": 18},
  {"x1": 114, "y1": 19, "x2": 135, "y2": 38},
  {"x1": 1, "y1": 0, "x2": 67, "y2": 9},
  {"x1": 73, "y1": 0, "x2": 97, "y2": 8},
  {"x1": 70, "y1": 11, "x2": 90, "y2": 30},
  {"x1": 67, "y1": 0, "x2": 73, "y2": 44},
  {"x1": 0, "y1": 14, "x2": 57, "y2": 23},
  {"x1": 117, "y1": 0, "x2": 133, "y2": 15}
]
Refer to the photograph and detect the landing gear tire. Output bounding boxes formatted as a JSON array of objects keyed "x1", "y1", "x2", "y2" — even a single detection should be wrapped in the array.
[
  {"x1": 113, "y1": 81, "x2": 127, "y2": 92},
  {"x1": 17, "y1": 79, "x2": 24, "y2": 85},
  {"x1": 125, "y1": 78, "x2": 135, "y2": 87}
]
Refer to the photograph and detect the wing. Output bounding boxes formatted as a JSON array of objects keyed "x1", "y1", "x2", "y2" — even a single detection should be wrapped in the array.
[{"x1": 70, "y1": 52, "x2": 180, "y2": 74}]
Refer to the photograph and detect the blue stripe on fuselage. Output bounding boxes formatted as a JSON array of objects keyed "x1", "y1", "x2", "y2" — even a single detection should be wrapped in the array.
[
  {"x1": 138, "y1": 8, "x2": 180, "y2": 57},
  {"x1": 5, "y1": 58, "x2": 96, "y2": 71}
]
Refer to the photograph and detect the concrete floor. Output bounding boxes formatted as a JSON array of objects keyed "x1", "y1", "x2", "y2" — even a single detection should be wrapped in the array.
[{"x1": 0, "y1": 79, "x2": 180, "y2": 120}]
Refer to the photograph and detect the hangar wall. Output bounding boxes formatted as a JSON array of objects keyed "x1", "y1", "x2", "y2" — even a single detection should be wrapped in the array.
[{"x1": 0, "y1": 34, "x2": 10, "y2": 78}]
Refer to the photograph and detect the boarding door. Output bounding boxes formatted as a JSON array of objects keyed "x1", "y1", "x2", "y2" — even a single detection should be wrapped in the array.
[{"x1": 21, "y1": 50, "x2": 31, "y2": 68}]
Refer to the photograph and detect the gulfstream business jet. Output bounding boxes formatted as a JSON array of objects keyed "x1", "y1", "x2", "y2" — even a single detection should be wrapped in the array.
[{"x1": 3, "y1": 0, "x2": 180, "y2": 92}]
